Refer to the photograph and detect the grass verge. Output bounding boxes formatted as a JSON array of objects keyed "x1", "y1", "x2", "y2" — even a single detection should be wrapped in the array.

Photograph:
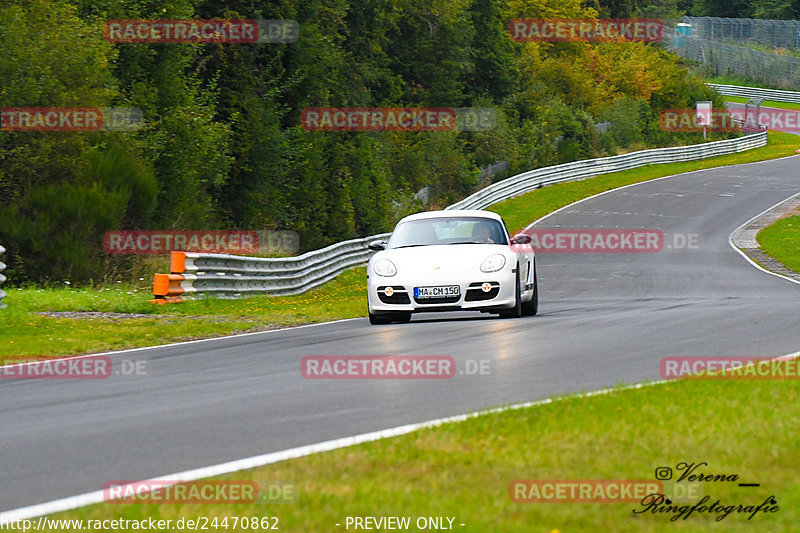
[
  {"x1": 1, "y1": 130, "x2": 798, "y2": 357},
  {"x1": 46, "y1": 377, "x2": 800, "y2": 532},
  {"x1": 489, "y1": 130, "x2": 799, "y2": 233},
  {"x1": 0, "y1": 268, "x2": 366, "y2": 358},
  {"x1": 707, "y1": 75, "x2": 800, "y2": 109},
  {"x1": 757, "y1": 214, "x2": 800, "y2": 272}
]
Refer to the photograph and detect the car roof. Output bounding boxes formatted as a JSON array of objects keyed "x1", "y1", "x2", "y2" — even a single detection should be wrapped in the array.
[{"x1": 396, "y1": 209, "x2": 504, "y2": 224}]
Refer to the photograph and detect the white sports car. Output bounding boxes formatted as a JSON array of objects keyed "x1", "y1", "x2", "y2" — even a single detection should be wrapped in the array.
[{"x1": 366, "y1": 210, "x2": 537, "y2": 324}]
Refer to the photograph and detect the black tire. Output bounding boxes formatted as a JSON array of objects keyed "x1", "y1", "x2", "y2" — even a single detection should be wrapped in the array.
[
  {"x1": 369, "y1": 311, "x2": 411, "y2": 324},
  {"x1": 522, "y1": 264, "x2": 538, "y2": 316},
  {"x1": 393, "y1": 312, "x2": 412, "y2": 323},
  {"x1": 499, "y1": 267, "x2": 522, "y2": 319},
  {"x1": 369, "y1": 312, "x2": 391, "y2": 325}
]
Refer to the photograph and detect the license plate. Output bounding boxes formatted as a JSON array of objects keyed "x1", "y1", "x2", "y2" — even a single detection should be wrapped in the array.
[{"x1": 414, "y1": 285, "x2": 460, "y2": 299}]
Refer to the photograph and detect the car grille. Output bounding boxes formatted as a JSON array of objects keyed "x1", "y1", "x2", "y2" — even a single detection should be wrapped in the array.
[
  {"x1": 377, "y1": 286, "x2": 410, "y2": 304},
  {"x1": 464, "y1": 282, "x2": 500, "y2": 302},
  {"x1": 414, "y1": 295, "x2": 460, "y2": 304}
]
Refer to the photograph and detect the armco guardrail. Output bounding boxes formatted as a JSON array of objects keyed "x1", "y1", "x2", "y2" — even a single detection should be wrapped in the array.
[
  {"x1": 153, "y1": 131, "x2": 767, "y2": 301},
  {"x1": 151, "y1": 233, "x2": 390, "y2": 302},
  {"x1": 708, "y1": 83, "x2": 800, "y2": 104},
  {"x1": 0, "y1": 245, "x2": 6, "y2": 308},
  {"x1": 445, "y1": 131, "x2": 767, "y2": 211}
]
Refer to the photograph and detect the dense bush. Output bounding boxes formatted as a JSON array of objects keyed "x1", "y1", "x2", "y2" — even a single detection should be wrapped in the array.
[{"x1": 0, "y1": 0, "x2": 733, "y2": 283}]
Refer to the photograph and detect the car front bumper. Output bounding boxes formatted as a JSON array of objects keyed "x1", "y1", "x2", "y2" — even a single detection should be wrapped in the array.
[{"x1": 367, "y1": 269, "x2": 518, "y2": 313}]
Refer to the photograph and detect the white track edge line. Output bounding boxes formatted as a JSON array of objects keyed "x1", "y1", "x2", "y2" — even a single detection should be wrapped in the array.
[
  {"x1": 523, "y1": 153, "x2": 800, "y2": 287},
  {"x1": 4, "y1": 349, "x2": 800, "y2": 523},
  {"x1": 7, "y1": 152, "x2": 798, "y2": 370},
  {"x1": 3, "y1": 152, "x2": 799, "y2": 521},
  {"x1": 727, "y1": 192, "x2": 800, "y2": 285},
  {"x1": 0, "y1": 318, "x2": 359, "y2": 371},
  {"x1": 524, "y1": 152, "x2": 800, "y2": 229}
]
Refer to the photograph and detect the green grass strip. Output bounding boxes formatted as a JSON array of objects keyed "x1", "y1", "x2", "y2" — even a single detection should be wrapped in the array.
[
  {"x1": 1, "y1": 131, "x2": 798, "y2": 357},
  {"x1": 723, "y1": 96, "x2": 800, "y2": 111},
  {"x1": 50, "y1": 376, "x2": 800, "y2": 532},
  {"x1": 757, "y1": 215, "x2": 800, "y2": 272}
]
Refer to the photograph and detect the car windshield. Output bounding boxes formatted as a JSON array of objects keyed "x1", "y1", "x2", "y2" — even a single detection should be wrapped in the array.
[{"x1": 388, "y1": 217, "x2": 508, "y2": 248}]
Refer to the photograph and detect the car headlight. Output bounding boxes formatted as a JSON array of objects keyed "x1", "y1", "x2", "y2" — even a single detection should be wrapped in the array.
[
  {"x1": 373, "y1": 258, "x2": 397, "y2": 277},
  {"x1": 480, "y1": 254, "x2": 506, "y2": 273}
]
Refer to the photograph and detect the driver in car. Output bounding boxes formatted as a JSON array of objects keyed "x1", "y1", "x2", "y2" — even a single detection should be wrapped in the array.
[{"x1": 473, "y1": 223, "x2": 495, "y2": 243}]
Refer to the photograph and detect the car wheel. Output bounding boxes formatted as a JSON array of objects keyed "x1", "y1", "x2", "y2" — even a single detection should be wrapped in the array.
[
  {"x1": 369, "y1": 312, "x2": 391, "y2": 325},
  {"x1": 499, "y1": 266, "x2": 522, "y2": 319},
  {"x1": 393, "y1": 312, "x2": 412, "y2": 323},
  {"x1": 369, "y1": 311, "x2": 410, "y2": 324},
  {"x1": 522, "y1": 264, "x2": 538, "y2": 316}
]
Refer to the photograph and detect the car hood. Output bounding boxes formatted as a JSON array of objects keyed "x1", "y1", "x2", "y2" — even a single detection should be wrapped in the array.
[{"x1": 383, "y1": 244, "x2": 509, "y2": 275}]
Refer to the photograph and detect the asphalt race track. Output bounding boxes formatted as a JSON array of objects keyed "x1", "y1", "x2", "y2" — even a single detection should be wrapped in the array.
[{"x1": 2, "y1": 155, "x2": 800, "y2": 513}]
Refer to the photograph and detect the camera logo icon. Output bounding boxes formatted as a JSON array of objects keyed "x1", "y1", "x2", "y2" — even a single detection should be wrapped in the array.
[{"x1": 655, "y1": 467, "x2": 673, "y2": 480}]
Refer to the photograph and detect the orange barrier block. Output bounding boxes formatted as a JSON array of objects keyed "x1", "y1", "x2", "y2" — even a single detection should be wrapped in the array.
[
  {"x1": 170, "y1": 251, "x2": 187, "y2": 273},
  {"x1": 151, "y1": 272, "x2": 188, "y2": 304}
]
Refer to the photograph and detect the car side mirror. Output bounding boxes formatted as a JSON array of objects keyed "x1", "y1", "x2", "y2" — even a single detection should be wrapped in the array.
[
  {"x1": 368, "y1": 240, "x2": 387, "y2": 251},
  {"x1": 512, "y1": 234, "x2": 532, "y2": 245}
]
